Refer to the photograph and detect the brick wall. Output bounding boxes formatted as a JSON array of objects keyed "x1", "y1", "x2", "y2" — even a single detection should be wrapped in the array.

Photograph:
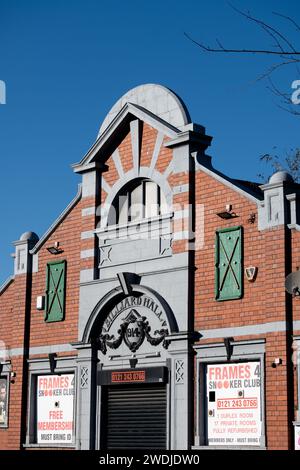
[
  {"x1": 29, "y1": 201, "x2": 82, "y2": 347},
  {"x1": 0, "y1": 275, "x2": 28, "y2": 449},
  {"x1": 194, "y1": 169, "x2": 293, "y2": 449}
]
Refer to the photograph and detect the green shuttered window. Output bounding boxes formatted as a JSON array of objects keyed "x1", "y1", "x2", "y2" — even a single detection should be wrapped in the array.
[
  {"x1": 215, "y1": 226, "x2": 243, "y2": 301},
  {"x1": 45, "y1": 260, "x2": 66, "y2": 322}
]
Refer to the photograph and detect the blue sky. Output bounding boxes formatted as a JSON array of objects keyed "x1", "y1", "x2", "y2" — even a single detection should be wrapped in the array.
[{"x1": 1, "y1": 0, "x2": 300, "y2": 283}]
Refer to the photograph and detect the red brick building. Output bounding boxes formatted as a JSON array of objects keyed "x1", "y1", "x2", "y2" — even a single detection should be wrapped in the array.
[{"x1": 0, "y1": 84, "x2": 300, "y2": 450}]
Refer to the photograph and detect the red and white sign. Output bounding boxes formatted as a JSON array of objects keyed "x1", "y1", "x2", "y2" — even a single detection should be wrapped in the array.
[
  {"x1": 37, "y1": 374, "x2": 75, "y2": 444},
  {"x1": 295, "y1": 425, "x2": 300, "y2": 450},
  {"x1": 206, "y1": 362, "x2": 262, "y2": 446}
]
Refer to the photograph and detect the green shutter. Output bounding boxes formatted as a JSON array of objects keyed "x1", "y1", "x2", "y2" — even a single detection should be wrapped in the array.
[
  {"x1": 45, "y1": 260, "x2": 66, "y2": 322},
  {"x1": 215, "y1": 226, "x2": 243, "y2": 301}
]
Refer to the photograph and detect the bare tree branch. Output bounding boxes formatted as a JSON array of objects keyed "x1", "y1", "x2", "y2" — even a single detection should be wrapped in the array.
[
  {"x1": 228, "y1": 3, "x2": 297, "y2": 53},
  {"x1": 259, "y1": 147, "x2": 300, "y2": 181},
  {"x1": 184, "y1": 4, "x2": 300, "y2": 57},
  {"x1": 256, "y1": 58, "x2": 299, "y2": 82},
  {"x1": 260, "y1": 24, "x2": 284, "y2": 53},
  {"x1": 183, "y1": 32, "x2": 300, "y2": 55},
  {"x1": 187, "y1": 4, "x2": 300, "y2": 178},
  {"x1": 277, "y1": 104, "x2": 300, "y2": 116},
  {"x1": 270, "y1": 12, "x2": 300, "y2": 76},
  {"x1": 267, "y1": 76, "x2": 290, "y2": 100},
  {"x1": 216, "y1": 38, "x2": 226, "y2": 51},
  {"x1": 267, "y1": 77, "x2": 300, "y2": 116},
  {"x1": 272, "y1": 11, "x2": 300, "y2": 34},
  {"x1": 184, "y1": 4, "x2": 300, "y2": 122}
]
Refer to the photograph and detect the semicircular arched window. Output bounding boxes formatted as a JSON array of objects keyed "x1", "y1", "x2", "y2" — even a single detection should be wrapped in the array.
[{"x1": 107, "y1": 179, "x2": 168, "y2": 226}]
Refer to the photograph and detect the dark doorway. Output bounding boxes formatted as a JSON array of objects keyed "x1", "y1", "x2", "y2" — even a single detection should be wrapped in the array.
[{"x1": 101, "y1": 383, "x2": 167, "y2": 449}]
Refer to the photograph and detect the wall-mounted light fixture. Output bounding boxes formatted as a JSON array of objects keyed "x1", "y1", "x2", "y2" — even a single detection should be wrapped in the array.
[
  {"x1": 129, "y1": 357, "x2": 138, "y2": 369},
  {"x1": 216, "y1": 204, "x2": 237, "y2": 220},
  {"x1": 224, "y1": 337, "x2": 234, "y2": 361},
  {"x1": 36, "y1": 295, "x2": 45, "y2": 310},
  {"x1": 0, "y1": 361, "x2": 13, "y2": 379},
  {"x1": 48, "y1": 353, "x2": 57, "y2": 374},
  {"x1": 245, "y1": 267, "x2": 258, "y2": 283},
  {"x1": 271, "y1": 358, "x2": 282, "y2": 368},
  {"x1": 248, "y1": 213, "x2": 256, "y2": 224},
  {"x1": 47, "y1": 242, "x2": 63, "y2": 255}
]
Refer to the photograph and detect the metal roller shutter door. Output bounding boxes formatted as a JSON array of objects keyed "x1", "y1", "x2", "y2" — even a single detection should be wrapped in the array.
[{"x1": 104, "y1": 384, "x2": 167, "y2": 449}]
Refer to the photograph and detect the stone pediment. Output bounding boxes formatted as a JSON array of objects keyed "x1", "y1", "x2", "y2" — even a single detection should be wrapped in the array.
[{"x1": 72, "y1": 102, "x2": 180, "y2": 174}]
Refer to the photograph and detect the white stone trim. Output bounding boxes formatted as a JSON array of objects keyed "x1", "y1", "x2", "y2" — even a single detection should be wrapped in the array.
[
  {"x1": 149, "y1": 132, "x2": 164, "y2": 176},
  {"x1": 130, "y1": 119, "x2": 140, "y2": 176},
  {"x1": 199, "y1": 321, "x2": 297, "y2": 340},
  {"x1": 80, "y1": 269, "x2": 95, "y2": 283},
  {"x1": 81, "y1": 249, "x2": 95, "y2": 259},
  {"x1": 173, "y1": 231, "x2": 190, "y2": 240},
  {"x1": 72, "y1": 102, "x2": 179, "y2": 172},
  {"x1": 101, "y1": 177, "x2": 111, "y2": 195},
  {"x1": 112, "y1": 148, "x2": 124, "y2": 179},
  {"x1": 164, "y1": 159, "x2": 174, "y2": 179},
  {"x1": 82, "y1": 207, "x2": 96, "y2": 217},
  {"x1": 0, "y1": 276, "x2": 14, "y2": 295},
  {"x1": 81, "y1": 230, "x2": 95, "y2": 240},
  {"x1": 99, "y1": 168, "x2": 173, "y2": 227},
  {"x1": 173, "y1": 183, "x2": 189, "y2": 195},
  {"x1": 98, "y1": 84, "x2": 190, "y2": 136},
  {"x1": 174, "y1": 209, "x2": 190, "y2": 220}
]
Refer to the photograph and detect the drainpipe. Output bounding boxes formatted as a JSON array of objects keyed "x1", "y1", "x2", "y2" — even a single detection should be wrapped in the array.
[{"x1": 13, "y1": 232, "x2": 38, "y2": 448}]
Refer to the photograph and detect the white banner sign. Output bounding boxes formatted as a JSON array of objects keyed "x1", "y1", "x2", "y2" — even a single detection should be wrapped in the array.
[
  {"x1": 37, "y1": 374, "x2": 75, "y2": 444},
  {"x1": 207, "y1": 362, "x2": 262, "y2": 446}
]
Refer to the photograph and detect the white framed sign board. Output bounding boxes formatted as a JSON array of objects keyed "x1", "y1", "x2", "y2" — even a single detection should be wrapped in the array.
[
  {"x1": 36, "y1": 374, "x2": 75, "y2": 444},
  {"x1": 295, "y1": 425, "x2": 300, "y2": 450},
  {"x1": 206, "y1": 362, "x2": 262, "y2": 446}
]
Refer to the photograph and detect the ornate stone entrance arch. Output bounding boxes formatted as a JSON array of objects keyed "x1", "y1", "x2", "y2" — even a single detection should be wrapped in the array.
[
  {"x1": 86, "y1": 285, "x2": 179, "y2": 450},
  {"x1": 82, "y1": 284, "x2": 178, "y2": 349},
  {"x1": 73, "y1": 283, "x2": 189, "y2": 450}
]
